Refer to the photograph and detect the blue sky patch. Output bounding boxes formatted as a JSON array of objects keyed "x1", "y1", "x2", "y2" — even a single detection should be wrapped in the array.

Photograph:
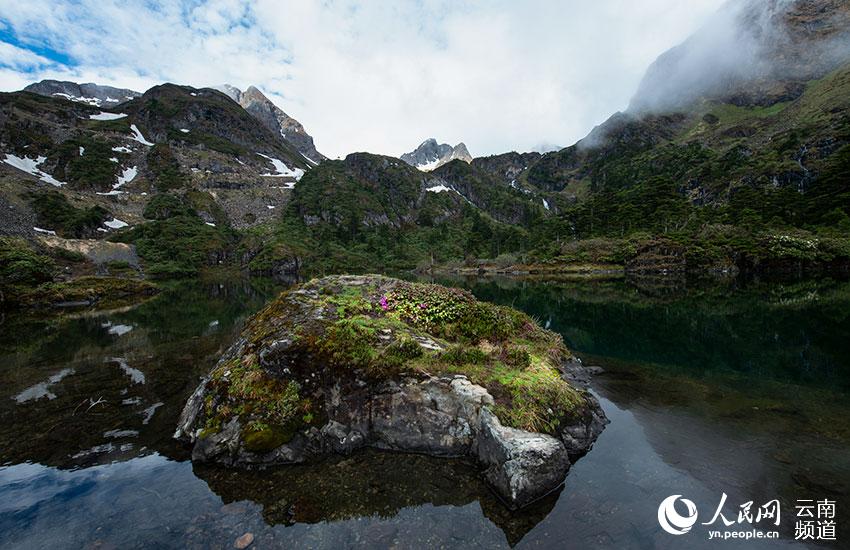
[{"x1": 0, "y1": 21, "x2": 74, "y2": 68}]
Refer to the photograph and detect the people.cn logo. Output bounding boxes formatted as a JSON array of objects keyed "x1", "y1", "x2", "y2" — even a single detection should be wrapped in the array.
[{"x1": 658, "y1": 495, "x2": 699, "y2": 535}]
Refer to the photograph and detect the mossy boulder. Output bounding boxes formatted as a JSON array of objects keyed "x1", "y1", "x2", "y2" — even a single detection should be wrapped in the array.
[{"x1": 176, "y1": 275, "x2": 606, "y2": 508}]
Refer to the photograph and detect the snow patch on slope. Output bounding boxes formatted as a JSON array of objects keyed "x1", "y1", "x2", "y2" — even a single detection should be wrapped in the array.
[
  {"x1": 425, "y1": 182, "x2": 475, "y2": 206},
  {"x1": 116, "y1": 166, "x2": 137, "y2": 187},
  {"x1": 3, "y1": 154, "x2": 67, "y2": 186},
  {"x1": 89, "y1": 112, "x2": 127, "y2": 121},
  {"x1": 103, "y1": 218, "x2": 129, "y2": 230},
  {"x1": 426, "y1": 184, "x2": 453, "y2": 193},
  {"x1": 417, "y1": 157, "x2": 444, "y2": 172},
  {"x1": 301, "y1": 152, "x2": 319, "y2": 166},
  {"x1": 53, "y1": 92, "x2": 101, "y2": 106},
  {"x1": 97, "y1": 166, "x2": 137, "y2": 196},
  {"x1": 129, "y1": 125, "x2": 154, "y2": 146},
  {"x1": 256, "y1": 152, "x2": 304, "y2": 185}
]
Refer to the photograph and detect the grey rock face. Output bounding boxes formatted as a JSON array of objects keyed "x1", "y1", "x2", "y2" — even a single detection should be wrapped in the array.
[
  {"x1": 401, "y1": 138, "x2": 473, "y2": 171},
  {"x1": 24, "y1": 80, "x2": 141, "y2": 107},
  {"x1": 177, "y1": 371, "x2": 602, "y2": 507},
  {"x1": 477, "y1": 408, "x2": 570, "y2": 508},
  {"x1": 213, "y1": 84, "x2": 326, "y2": 164}
]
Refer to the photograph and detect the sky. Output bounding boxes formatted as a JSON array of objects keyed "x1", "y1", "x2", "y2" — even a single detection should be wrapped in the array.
[{"x1": 0, "y1": 0, "x2": 727, "y2": 159}]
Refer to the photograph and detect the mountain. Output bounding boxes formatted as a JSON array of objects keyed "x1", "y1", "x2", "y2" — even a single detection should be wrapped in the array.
[
  {"x1": 0, "y1": 82, "x2": 315, "y2": 277},
  {"x1": 269, "y1": 0, "x2": 850, "y2": 274},
  {"x1": 629, "y1": 0, "x2": 850, "y2": 113},
  {"x1": 24, "y1": 79, "x2": 141, "y2": 107},
  {"x1": 213, "y1": 85, "x2": 326, "y2": 164},
  {"x1": 1, "y1": 0, "x2": 848, "y2": 282},
  {"x1": 257, "y1": 152, "x2": 530, "y2": 273},
  {"x1": 400, "y1": 139, "x2": 472, "y2": 171},
  {"x1": 523, "y1": 0, "x2": 850, "y2": 207},
  {"x1": 1, "y1": 83, "x2": 309, "y2": 196}
]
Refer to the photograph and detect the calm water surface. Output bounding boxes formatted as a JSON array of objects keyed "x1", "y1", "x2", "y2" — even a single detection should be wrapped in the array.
[{"x1": 1, "y1": 274, "x2": 848, "y2": 549}]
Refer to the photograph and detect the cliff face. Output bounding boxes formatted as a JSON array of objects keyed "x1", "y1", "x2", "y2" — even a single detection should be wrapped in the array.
[{"x1": 215, "y1": 85, "x2": 326, "y2": 164}]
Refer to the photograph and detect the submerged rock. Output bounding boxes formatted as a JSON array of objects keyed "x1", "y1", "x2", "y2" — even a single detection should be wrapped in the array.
[
  {"x1": 234, "y1": 532, "x2": 254, "y2": 549},
  {"x1": 176, "y1": 275, "x2": 606, "y2": 508}
]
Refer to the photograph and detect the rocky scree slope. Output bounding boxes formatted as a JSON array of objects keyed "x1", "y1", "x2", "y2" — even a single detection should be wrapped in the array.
[{"x1": 176, "y1": 275, "x2": 606, "y2": 508}]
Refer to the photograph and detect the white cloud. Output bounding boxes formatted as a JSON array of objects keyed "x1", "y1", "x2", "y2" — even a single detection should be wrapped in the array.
[
  {"x1": 0, "y1": 0, "x2": 726, "y2": 158},
  {"x1": 0, "y1": 42, "x2": 52, "y2": 69}
]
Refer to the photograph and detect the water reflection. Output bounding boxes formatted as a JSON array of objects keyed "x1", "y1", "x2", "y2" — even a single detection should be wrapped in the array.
[
  {"x1": 197, "y1": 449, "x2": 558, "y2": 546},
  {"x1": 0, "y1": 277, "x2": 283, "y2": 469},
  {"x1": 424, "y1": 274, "x2": 850, "y2": 391},
  {"x1": 1, "y1": 274, "x2": 848, "y2": 548}
]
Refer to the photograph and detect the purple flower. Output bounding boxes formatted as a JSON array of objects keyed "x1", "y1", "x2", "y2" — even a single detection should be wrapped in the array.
[
  {"x1": 379, "y1": 296, "x2": 388, "y2": 310},
  {"x1": 419, "y1": 303, "x2": 427, "y2": 309}
]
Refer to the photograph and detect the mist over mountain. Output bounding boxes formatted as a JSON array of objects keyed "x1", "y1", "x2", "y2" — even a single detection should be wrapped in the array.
[{"x1": 629, "y1": 0, "x2": 850, "y2": 114}]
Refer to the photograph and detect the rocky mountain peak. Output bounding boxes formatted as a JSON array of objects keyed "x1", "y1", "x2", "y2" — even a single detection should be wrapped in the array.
[
  {"x1": 401, "y1": 139, "x2": 473, "y2": 171},
  {"x1": 23, "y1": 79, "x2": 141, "y2": 107},
  {"x1": 213, "y1": 84, "x2": 326, "y2": 165},
  {"x1": 213, "y1": 83, "x2": 242, "y2": 103}
]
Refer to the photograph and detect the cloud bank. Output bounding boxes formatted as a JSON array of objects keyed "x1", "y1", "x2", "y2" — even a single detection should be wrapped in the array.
[
  {"x1": 0, "y1": 0, "x2": 726, "y2": 158},
  {"x1": 630, "y1": 0, "x2": 850, "y2": 113}
]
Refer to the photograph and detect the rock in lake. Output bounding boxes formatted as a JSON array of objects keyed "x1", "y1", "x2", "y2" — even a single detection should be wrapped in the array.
[{"x1": 175, "y1": 275, "x2": 606, "y2": 508}]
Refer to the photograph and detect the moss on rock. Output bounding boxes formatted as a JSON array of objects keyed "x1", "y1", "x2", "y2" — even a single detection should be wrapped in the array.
[{"x1": 198, "y1": 275, "x2": 588, "y2": 436}]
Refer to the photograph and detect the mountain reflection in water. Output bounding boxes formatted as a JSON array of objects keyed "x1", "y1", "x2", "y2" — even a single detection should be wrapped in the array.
[{"x1": 1, "y1": 274, "x2": 848, "y2": 548}]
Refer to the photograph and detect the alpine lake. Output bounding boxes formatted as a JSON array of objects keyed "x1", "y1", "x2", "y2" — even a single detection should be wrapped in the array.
[{"x1": 1, "y1": 270, "x2": 848, "y2": 549}]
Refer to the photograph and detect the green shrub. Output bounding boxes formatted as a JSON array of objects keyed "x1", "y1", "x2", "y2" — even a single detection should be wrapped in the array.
[
  {"x1": 318, "y1": 316, "x2": 378, "y2": 370},
  {"x1": 112, "y1": 213, "x2": 233, "y2": 279},
  {"x1": 56, "y1": 138, "x2": 121, "y2": 191},
  {"x1": 373, "y1": 335, "x2": 424, "y2": 375},
  {"x1": 27, "y1": 191, "x2": 110, "y2": 238},
  {"x1": 146, "y1": 144, "x2": 186, "y2": 191},
  {"x1": 441, "y1": 344, "x2": 487, "y2": 365},
  {"x1": 0, "y1": 237, "x2": 55, "y2": 287},
  {"x1": 142, "y1": 193, "x2": 189, "y2": 220},
  {"x1": 503, "y1": 346, "x2": 532, "y2": 368},
  {"x1": 49, "y1": 247, "x2": 86, "y2": 263}
]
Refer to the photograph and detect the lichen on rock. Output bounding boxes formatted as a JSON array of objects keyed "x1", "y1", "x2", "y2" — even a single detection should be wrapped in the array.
[{"x1": 175, "y1": 275, "x2": 607, "y2": 508}]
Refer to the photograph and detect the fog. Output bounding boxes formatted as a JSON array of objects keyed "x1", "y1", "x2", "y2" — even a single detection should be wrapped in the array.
[{"x1": 628, "y1": 0, "x2": 850, "y2": 114}]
